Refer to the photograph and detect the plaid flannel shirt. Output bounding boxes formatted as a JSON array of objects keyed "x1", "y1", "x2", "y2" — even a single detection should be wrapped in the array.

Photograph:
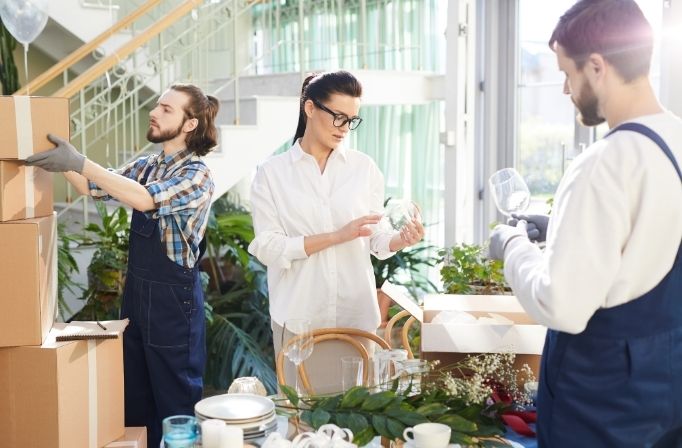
[{"x1": 89, "y1": 149, "x2": 214, "y2": 268}]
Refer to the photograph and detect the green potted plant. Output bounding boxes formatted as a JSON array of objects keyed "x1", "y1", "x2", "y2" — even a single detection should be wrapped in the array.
[
  {"x1": 202, "y1": 195, "x2": 277, "y2": 394},
  {"x1": 72, "y1": 201, "x2": 130, "y2": 321},
  {"x1": 439, "y1": 243, "x2": 510, "y2": 295}
]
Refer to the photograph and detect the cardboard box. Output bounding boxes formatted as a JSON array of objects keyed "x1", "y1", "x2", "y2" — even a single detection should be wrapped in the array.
[
  {"x1": 0, "y1": 320, "x2": 128, "y2": 448},
  {"x1": 104, "y1": 427, "x2": 147, "y2": 448},
  {"x1": 0, "y1": 213, "x2": 57, "y2": 347},
  {"x1": 381, "y1": 283, "x2": 547, "y2": 376},
  {"x1": 0, "y1": 160, "x2": 53, "y2": 221},
  {"x1": 0, "y1": 96, "x2": 70, "y2": 160}
]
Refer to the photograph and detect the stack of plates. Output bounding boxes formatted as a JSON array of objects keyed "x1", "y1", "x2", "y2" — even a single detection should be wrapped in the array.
[{"x1": 195, "y1": 394, "x2": 277, "y2": 441}]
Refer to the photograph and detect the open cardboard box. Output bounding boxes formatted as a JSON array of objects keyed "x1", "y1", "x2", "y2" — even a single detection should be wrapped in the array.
[
  {"x1": 380, "y1": 282, "x2": 547, "y2": 377},
  {"x1": 0, "y1": 320, "x2": 128, "y2": 448}
]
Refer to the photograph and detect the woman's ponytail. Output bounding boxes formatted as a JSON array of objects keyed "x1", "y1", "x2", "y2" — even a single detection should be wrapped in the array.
[{"x1": 292, "y1": 73, "x2": 319, "y2": 145}]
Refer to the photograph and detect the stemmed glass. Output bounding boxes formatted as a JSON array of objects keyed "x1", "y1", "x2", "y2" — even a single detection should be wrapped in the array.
[
  {"x1": 488, "y1": 168, "x2": 531, "y2": 216},
  {"x1": 281, "y1": 319, "x2": 314, "y2": 396}
]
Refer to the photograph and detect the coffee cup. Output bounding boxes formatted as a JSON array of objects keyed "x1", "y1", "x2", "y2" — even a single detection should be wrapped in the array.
[{"x1": 402, "y1": 422, "x2": 451, "y2": 448}]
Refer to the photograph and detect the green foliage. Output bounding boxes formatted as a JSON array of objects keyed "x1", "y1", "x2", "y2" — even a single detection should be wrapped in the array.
[
  {"x1": 73, "y1": 202, "x2": 130, "y2": 321},
  {"x1": 279, "y1": 385, "x2": 508, "y2": 447},
  {"x1": 373, "y1": 243, "x2": 438, "y2": 297},
  {"x1": 0, "y1": 19, "x2": 20, "y2": 95},
  {"x1": 439, "y1": 244, "x2": 510, "y2": 295},
  {"x1": 56, "y1": 223, "x2": 82, "y2": 321},
  {"x1": 203, "y1": 195, "x2": 276, "y2": 394}
]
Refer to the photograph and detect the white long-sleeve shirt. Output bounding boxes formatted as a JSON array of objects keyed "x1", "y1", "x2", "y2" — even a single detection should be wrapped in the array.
[
  {"x1": 248, "y1": 141, "x2": 396, "y2": 331},
  {"x1": 504, "y1": 111, "x2": 682, "y2": 334}
]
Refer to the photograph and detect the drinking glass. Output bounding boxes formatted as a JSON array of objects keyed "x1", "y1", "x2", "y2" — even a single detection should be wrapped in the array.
[
  {"x1": 341, "y1": 356, "x2": 364, "y2": 391},
  {"x1": 372, "y1": 349, "x2": 407, "y2": 391},
  {"x1": 162, "y1": 415, "x2": 197, "y2": 448},
  {"x1": 488, "y1": 168, "x2": 531, "y2": 216},
  {"x1": 282, "y1": 319, "x2": 314, "y2": 396},
  {"x1": 379, "y1": 198, "x2": 421, "y2": 232},
  {"x1": 395, "y1": 359, "x2": 431, "y2": 395}
]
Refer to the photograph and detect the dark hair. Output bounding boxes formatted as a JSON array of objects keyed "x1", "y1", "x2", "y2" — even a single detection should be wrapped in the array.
[
  {"x1": 293, "y1": 70, "x2": 363, "y2": 144},
  {"x1": 548, "y1": 0, "x2": 653, "y2": 82},
  {"x1": 170, "y1": 83, "x2": 220, "y2": 156}
]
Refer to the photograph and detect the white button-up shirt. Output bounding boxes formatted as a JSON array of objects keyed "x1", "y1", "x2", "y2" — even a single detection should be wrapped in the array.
[
  {"x1": 248, "y1": 141, "x2": 396, "y2": 331},
  {"x1": 504, "y1": 111, "x2": 682, "y2": 334}
]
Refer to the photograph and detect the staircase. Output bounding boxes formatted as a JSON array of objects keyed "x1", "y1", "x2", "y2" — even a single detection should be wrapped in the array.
[{"x1": 24, "y1": 0, "x2": 443, "y2": 227}]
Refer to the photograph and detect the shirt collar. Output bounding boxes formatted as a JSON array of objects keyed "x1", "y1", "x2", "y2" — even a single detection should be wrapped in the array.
[
  {"x1": 157, "y1": 148, "x2": 194, "y2": 171},
  {"x1": 289, "y1": 139, "x2": 348, "y2": 164}
]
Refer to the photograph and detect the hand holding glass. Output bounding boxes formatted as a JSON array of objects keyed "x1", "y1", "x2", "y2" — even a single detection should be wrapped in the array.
[{"x1": 488, "y1": 168, "x2": 531, "y2": 216}]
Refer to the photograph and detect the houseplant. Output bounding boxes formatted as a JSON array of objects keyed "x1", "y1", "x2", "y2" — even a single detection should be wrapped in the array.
[
  {"x1": 202, "y1": 195, "x2": 277, "y2": 394},
  {"x1": 72, "y1": 201, "x2": 129, "y2": 321},
  {"x1": 57, "y1": 223, "x2": 82, "y2": 320},
  {"x1": 0, "y1": 18, "x2": 19, "y2": 94},
  {"x1": 439, "y1": 243, "x2": 511, "y2": 295}
]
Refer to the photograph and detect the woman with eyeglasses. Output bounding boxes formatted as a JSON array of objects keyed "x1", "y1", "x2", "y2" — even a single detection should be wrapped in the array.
[{"x1": 248, "y1": 71, "x2": 424, "y2": 393}]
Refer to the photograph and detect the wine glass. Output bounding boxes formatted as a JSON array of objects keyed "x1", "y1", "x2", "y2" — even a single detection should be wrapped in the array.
[
  {"x1": 379, "y1": 198, "x2": 421, "y2": 232},
  {"x1": 488, "y1": 168, "x2": 531, "y2": 216},
  {"x1": 281, "y1": 319, "x2": 314, "y2": 396}
]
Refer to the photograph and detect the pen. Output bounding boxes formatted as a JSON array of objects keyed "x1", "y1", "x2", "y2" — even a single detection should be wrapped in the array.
[{"x1": 96, "y1": 321, "x2": 107, "y2": 331}]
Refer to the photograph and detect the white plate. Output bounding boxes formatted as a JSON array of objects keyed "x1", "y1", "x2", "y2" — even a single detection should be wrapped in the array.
[
  {"x1": 195, "y1": 408, "x2": 275, "y2": 424},
  {"x1": 195, "y1": 410, "x2": 277, "y2": 430},
  {"x1": 195, "y1": 393, "x2": 275, "y2": 421}
]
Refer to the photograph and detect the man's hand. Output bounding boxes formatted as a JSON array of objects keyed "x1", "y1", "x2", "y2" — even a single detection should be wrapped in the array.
[
  {"x1": 489, "y1": 220, "x2": 529, "y2": 260},
  {"x1": 335, "y1": 215, "x2": 382, "y2": 244},
  {"x1": 25, "y1": 134, "x2": 85, "y2": 173},
  {"x1": 508, "y1": 213, "x2": 549, "y2": 243}
]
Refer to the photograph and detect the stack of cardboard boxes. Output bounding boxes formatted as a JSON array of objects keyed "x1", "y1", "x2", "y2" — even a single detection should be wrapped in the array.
[{"x1": 0, "y1": 96, "x2": 144, "y2": 448}]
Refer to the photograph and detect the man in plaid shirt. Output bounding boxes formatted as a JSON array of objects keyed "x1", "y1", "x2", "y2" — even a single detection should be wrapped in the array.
[{"x1": 27, "y1": 83, "x2": 219, "y2": 448}]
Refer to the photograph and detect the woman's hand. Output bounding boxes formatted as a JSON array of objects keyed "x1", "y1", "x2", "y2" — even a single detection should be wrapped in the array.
[
  {"x1": 390, "y1": 218, "x2": 425, "y2": 251},
  {"x1": 334, "y1": 214, "x2": 382, "y2": 244}
]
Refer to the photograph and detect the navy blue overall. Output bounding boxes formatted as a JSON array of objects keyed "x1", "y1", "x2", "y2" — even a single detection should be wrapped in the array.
[
  {"x1": 120, "y1": 163, "x2": 207, "y2": 448},
  {"x1": 537, "y1": 123, "x2": 682, "y2": 447}
]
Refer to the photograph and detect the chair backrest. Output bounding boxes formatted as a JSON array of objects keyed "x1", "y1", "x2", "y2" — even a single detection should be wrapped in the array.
[
  {"x1": 276, "y1": 327, "x2": 390, "y2": 396},
  {"x1": 384, "y1": 310, "x2": 419, "y2": 359}
]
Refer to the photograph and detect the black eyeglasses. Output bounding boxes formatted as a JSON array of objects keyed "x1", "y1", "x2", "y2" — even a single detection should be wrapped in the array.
[{"x1": 311, "y1": 98, "x2": 363, "y2": 130}]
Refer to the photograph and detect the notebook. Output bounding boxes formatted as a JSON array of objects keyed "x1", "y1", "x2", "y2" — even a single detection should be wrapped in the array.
[{"x1": 55, "y1": 320, "x2": 129, "y2": 341}]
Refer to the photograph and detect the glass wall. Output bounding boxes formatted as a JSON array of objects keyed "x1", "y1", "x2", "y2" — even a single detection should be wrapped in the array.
[{"x1": 516, "y1": 0, "x2": 663, "y2": 211}]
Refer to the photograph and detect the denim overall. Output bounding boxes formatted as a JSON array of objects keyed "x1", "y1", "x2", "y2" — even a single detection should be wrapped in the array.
[
  {"x1": 537, "y1": 123, "x2": 682, "y2": 447},
  {"x1": 120, "y1": 163, "x2": 206, "y2": 448}
]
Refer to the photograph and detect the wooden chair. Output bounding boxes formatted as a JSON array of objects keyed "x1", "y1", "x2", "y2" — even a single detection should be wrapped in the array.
[
  {"x1": 276, "y1": 327, "x2": 390, "y2": 396},
  {"x1": 384, "y1": 309, "x2": 419, "y2": 359}
]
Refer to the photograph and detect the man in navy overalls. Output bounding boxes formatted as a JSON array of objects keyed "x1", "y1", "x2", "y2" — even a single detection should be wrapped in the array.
[
  {"x1": 27, "y1": 83, "x2": 220, "y2": 447},
  {"x1": 489, "y1": 1, "x2": 682, "y2": 446}
]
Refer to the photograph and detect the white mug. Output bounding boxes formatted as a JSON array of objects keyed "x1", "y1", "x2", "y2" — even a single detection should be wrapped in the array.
[{"x1": 402, "y1": 422, "x2": 451, "y2": 448}]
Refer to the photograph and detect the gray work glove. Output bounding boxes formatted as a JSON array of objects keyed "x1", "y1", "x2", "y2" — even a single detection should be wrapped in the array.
[
  {"x1": 508, "y1": 213, "x2": 549, "y2": 243},
  {"x1": 489, "y1": 221, "x2": 528, "y2": 260},
  {"x1": 25, "y1": 134, "x2": 86, "y2": 173}
]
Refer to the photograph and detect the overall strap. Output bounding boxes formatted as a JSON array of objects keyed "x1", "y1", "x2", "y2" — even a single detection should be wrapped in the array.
[{"x1": 606, "y1": 122, "x2": 682, "y2": 182}]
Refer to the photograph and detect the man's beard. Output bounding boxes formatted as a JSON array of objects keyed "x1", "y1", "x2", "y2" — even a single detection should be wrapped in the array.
[
  {"x1": 146, "y1": 120, "x2": 184, "y2": 144},
  {"x1": 574, "y1": 81, "x2": 605, "y2": 127}
]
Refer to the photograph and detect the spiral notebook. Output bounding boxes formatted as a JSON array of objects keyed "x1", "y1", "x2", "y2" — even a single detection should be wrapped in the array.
[{"x1": 55, "y1": 320, "x2": 129, "y2": 341}]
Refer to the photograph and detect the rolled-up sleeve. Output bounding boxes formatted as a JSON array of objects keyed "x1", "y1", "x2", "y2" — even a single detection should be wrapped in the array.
[
  {"x1": 89, "y1": 157, "x2": 149, "y2": 200},
  {"x1": 145, "y1": 165, "x2": 213, "y2": 217},
  {"x1": 368, "y1": 162, "x2": 396, "y2": 260},
  {"x1": 248, "y1": 166, "x2": 308, "y2": 269}
]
